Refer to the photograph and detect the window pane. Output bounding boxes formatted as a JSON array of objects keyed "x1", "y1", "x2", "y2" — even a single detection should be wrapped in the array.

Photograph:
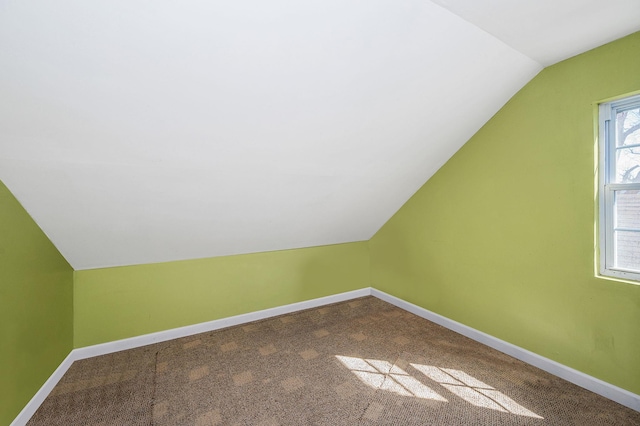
[
  {"x1": 615, "y1": 147, "x2": 640, "y2": 183},
  {"x1": 614, "y1": 230, "x2": 640, "y2": 271},
  {"x1": 616, "y1": 107, "x2": 640, "y2": 147},
  {"x1": 614, "y1": 190, "x2": 640, "y2": 229}
]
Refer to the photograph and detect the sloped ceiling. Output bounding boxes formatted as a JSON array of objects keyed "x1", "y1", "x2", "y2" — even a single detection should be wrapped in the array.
[{"x1": 0, "y1": 1, "x2": 638, "y2": 270}]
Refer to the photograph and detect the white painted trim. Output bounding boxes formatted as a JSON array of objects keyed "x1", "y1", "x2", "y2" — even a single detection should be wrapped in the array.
[
  {"x1": 12, "y1": 288, "x2": 373, "y2": 425},
  {"x1": 10, "y1": 353, "x2": 76, "y2": 426},
  {"x1": 13, "y1": 286, "x2": 639, "y2": 426},
  {"x1": 371, "y1": 288, "x2": 640, "y2": 412},
  {"x1": 74, "y1": 288, "x2": 372, "y2": 360}
]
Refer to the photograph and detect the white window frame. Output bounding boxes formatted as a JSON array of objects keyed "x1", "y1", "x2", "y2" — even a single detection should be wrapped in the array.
[{"x1": 598, "y1": 93, "x2": 640, "y2": 282}]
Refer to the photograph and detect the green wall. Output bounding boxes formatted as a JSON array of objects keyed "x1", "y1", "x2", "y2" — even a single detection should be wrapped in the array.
[
  {"x1": 74, "y1": 241, "x2": 369, "y2": 347},
  {"x1": 370, "y1": 32, "x2": 640, "y2": 394},
  {"x1": 0, "y1": 180, "x2": 74, "y2": 425}
]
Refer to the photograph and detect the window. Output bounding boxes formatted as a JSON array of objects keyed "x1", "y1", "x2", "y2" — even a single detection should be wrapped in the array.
[{"x1": 599, "y1": 93, "x2": 640, "y2": 282}]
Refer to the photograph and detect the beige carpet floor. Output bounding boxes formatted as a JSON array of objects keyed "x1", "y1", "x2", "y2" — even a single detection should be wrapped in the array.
[{"x1": 27, "y1": 297, "x2": 640, "y2": 425}]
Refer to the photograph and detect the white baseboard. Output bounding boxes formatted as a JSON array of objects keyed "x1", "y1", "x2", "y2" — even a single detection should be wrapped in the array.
[
  {"x1": 12, "y1": 288, "x2": 372, "y2": 425},
  {"x1": 10, "y1": 353, "x2": 76, "y2": 426},
  {"x1": 12, "y1": 286, "x2": 639, "y2": 425},
  {"x1": 371, "y1": 288, "x2": 640, "y2": 412},
  {"x1": 74, "y1": 288, "x2": 372, "y2": 360}
]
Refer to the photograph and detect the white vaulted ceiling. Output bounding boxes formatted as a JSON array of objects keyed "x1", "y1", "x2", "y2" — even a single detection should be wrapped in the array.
[{"x1": 0, "y1": 0, "x2": 638, "y2": 270}]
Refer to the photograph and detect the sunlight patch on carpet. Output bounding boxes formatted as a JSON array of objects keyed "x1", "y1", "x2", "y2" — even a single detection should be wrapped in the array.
[
  {"x1": 335, "y1": 356, "x2": 446, "y2": 401},
  {"x1": 336, "y1": 355, "x2": 543, "y2": 419},
  {"x1": 411, "y1": 363, "x2": 543, "y2": 419}
]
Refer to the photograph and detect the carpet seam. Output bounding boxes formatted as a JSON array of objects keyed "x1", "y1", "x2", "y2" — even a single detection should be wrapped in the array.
[
  {"x1": 150, "y1": 350, "x2": 159, "y2": 426},
  {"x1": 356, "y1": 350, "x2": 405, "y2": 423}
]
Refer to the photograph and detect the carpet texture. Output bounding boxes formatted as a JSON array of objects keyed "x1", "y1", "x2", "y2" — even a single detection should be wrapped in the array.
[{"x1": 27, "y1": 297, "x2": 640, "y2": 425}]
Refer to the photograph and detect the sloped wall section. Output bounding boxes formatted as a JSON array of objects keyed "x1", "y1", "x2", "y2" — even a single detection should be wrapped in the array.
[
  {"x1": 369, "y1": 32, "x2": 640, "y2": 395},
  {"x1": 0, "y1": 180, "x2": 74, "y2": 425}
]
